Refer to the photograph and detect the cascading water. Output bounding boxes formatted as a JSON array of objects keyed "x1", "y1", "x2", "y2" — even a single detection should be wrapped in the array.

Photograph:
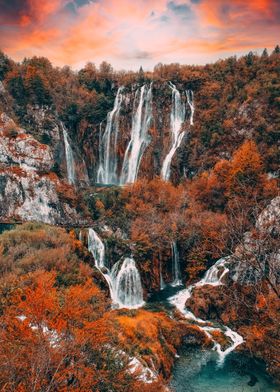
[
  {"x1": 120, "y1": 83, "x2": 153, "y2": 185},
  {"x1": 196, "y1": 257, "x2": 230, "y2": 287},
  {"x1": 87, "y1": 229, "x2": 144, "y2": 309},
  {"x1": 111, "y1": 257, "x2": 145, "y2": 309},
  {"x1": 61, "y1": 122, "x2": 76, "y2": 185},
  {"x1": 161, "y1": 82, "x2": 186, "y2": 181},
  {"x1": 186, "y1": 89, "x2": 194, "y2": 126},
  {"x1": 97, "y1": 87, "x2": 124, "y2": 184},
  {"x1": 171, "y1": 241, "x2": 182, "y2": 286},
  {"x1": 169, "y1": 257, "x2": 244, "y2": 364},
  {"x1": 88, "y1": 228, "x2": 106, "y2": 269}
]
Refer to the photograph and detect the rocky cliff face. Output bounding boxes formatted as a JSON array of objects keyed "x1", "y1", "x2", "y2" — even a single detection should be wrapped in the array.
[
  {"x1": 0, "y1": 112, "x2": 85, "y2": 225},
  {"x1": 78, "y1": 82, "x2": 193, "y2": 184}
]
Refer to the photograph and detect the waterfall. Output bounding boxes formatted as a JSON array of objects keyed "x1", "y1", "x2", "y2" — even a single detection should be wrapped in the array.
[
  {"x1": 171, "y1": 241, "x2": 182, "y2": 286},
  {"x1": 112, "y1": 257, "x2": 145, "y2": 309},
  {"x1": 120, "y1": 83, "x2": 153, "y2": 185},
  {"x1": 196, "y1": 257, "x2": 230, "y2": 287},
  {"x1": 97, "y1": 87, "x2": 124, "y2": 184},
  {"x1": 88, "y1": 229, "x2": 144, "y2": 309},
  {"x1": 186, "y1": 89, "x2": 195, "y2": 126},
  {"x1": 160, "y1": 261, "x2": 166, "y2": 290},
  {"x1": 169, "y1": 257, "x2": 244, "y2": 364},
  {"x1": 61, "y1": 122, "x2": 75, "y2": 185},
  {"x1": 88, "y1": 228, "x2": 105, "y2": 269},
  {"x1": 161, "y1": 82, "x2": 186, "y2": 181}
]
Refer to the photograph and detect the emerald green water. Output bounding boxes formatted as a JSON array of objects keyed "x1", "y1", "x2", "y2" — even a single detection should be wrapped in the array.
[{"x1": 170, "y1": 349, "x2": 278, "y2": 392}]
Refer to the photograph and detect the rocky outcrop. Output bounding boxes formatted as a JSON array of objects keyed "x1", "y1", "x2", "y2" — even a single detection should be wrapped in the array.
[
  {"x1": 0, "y1": 113, "x2": 53, "y2": 171},
  {"x1": 0, "y1": 113, "x2": 85, "y2": 225}
]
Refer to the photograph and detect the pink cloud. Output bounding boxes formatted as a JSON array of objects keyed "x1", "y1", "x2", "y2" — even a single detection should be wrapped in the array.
[{"x1": 0, "y1": 0, "x2": 279, "y2": 69}]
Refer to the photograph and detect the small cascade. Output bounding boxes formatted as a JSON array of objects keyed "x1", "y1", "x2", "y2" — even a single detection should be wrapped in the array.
[
  {"x1": 61, "y1": 122, "x2": 75, "y2": 185},
  {"x1": 120, "y1": 83, "x2": 153, "y2": 185},
  {"x1": 88, "y1": 229, "x2": 144, "y2": 309},
  {"x1": 97, "y1": 87, "x2": 124, "y2": 184},
  {"x1": 171, "y1": 241, "x2": 182, "y2": 286},
  {"x1": 161, "y1": 82, "x2": 186, "y2": 181},
  {"x1": 112, "y1": 257, "x2": 145, "y2": 309},
  {"x1": 88, "y1": 228, "x2": 105, "y2": 269},
  {"x1": 196, "y1": 257, "x2": 230, "y2": 287},
  {"x1": 186, "y1": 89, "x2": 195, "y2": 126},
  {"x1": 169, "y1": 257, "x2": 244, "y2": 364}
]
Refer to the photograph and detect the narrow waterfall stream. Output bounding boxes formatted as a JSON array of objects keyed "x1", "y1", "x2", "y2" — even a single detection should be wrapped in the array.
[
  {"x1": 169, "y1": 257, "x2": 244, "y2": 365},
  {"x1": 97, "y1": 87, "x2": 124, "y2": 184},
  {"x1": 61, "y1": 122, "x2": 76, "y2": 185},
  {"x1": 186, "y1": 89, "x2": 195, "y2": 126},
  {"x1": 159, "y1": 260, "x2": 166, "y2": 290},
  {"x1": 120, "y1": 83, "x2": 153, "y2": 184},
  {"x1": 87, "y1": 229, "x2": 144, "y2": 309},
  {"x1": 171, "y1": 241, "x2": 182, "y2": 287},
  {"x1": 161, "y1": 82, "x2": 186, "y2": 181}
]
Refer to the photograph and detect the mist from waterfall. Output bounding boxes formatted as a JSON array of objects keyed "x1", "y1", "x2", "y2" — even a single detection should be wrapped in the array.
[
  {"x1": 120, "y1": 83, "x2": 153, "y2": 185},
  {"x1": 161, "y1": 82, "x2": 186, "y2": 181},
  {"x1": 97, "y1": 87, "x2": 124, "y2": 184},
  {"x1": 61, "y1": 122, "x2": 76, "y2": 185},
  {"x1": 87, "y1": 229, "x2": 144, "y2": 309}
]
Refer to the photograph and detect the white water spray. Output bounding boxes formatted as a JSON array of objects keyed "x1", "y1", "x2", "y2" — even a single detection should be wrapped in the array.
[
  {"x1": 161, "y1": 82, "x2": 186, "y2": 181},
  {"x1": 62, "y1": 122, "x2": 75, "y2": 185},
  {"x1": 97, "y1": 87, "x2": 124, "y2": 184},
  {"x1": 120, "y1": 84, "x2": 153, "y2": 184},
  {"x1": 169, "y1": 257, "x2": 244, "y2": 364}
]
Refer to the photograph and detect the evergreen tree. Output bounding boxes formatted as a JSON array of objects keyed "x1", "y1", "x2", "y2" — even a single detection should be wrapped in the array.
[
  {"x1": 0, "y1": 51, "x2": 11, "y2": 80},
  {"x1": 138, "y1": 66, "x2": 145, "y2": 83},
  {"x1": 261, "y1": 48, "x2": 268, "y2": 57},
  {"x1": 273, "y1": 44, "x2": 280, "y2": 54}
]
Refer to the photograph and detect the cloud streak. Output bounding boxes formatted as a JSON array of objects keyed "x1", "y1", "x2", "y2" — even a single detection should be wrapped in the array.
[{"x1": 0, "y1": 0, "x2": 279, "y2": 70}]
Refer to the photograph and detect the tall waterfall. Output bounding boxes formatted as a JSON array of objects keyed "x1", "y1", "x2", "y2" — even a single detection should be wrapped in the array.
[
  {"x1": 186, "y1": 89, "x2": 195, "y2": 126},
  {"x1": 97, "y1": 87, "x2": 124, "y2": 184},
  {"x1": 88, "y1": 229, "x2": 144, "y2": 309},
  {"x1": 120, "y1": 83, "x2": 153, "y2": 185},
  {"x1": 171, "y1": 241, "x2": 182, "y2": 286},
  {"x1": 169, "y1": 257, "x2": 244, "y2": 364},
  {"x1": 161, "y1": 82, "x2": 186, "y2": 181},
  {"x1": 62, "y1": 122, "x2": 75, "y2": 185}
]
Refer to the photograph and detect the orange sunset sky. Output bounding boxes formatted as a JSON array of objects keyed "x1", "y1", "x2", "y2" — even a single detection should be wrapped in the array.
[{"x1": 0, "y1": 0, "x2": 279, "y2": 70}]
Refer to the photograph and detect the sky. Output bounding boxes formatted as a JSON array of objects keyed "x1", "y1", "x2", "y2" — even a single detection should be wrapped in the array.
[{"x1": 0, "y1": 0, "x2": 279, "y2": 70}]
